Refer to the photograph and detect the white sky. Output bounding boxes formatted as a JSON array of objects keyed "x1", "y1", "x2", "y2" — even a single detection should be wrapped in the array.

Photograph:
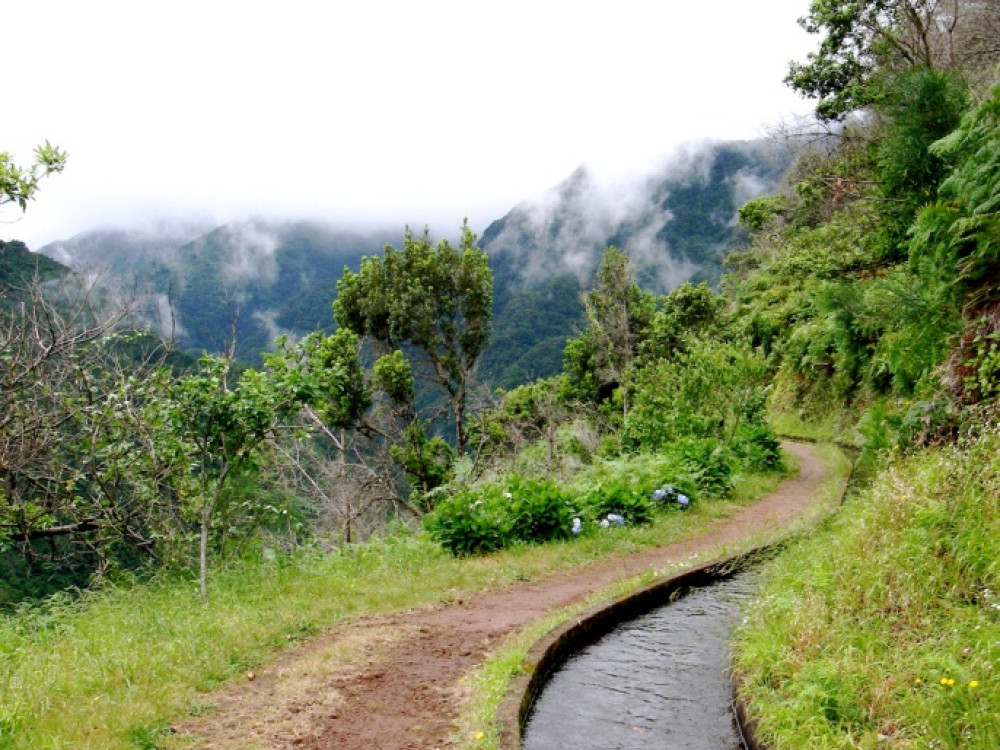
[{"x1": 2, "y1": 0, "x2": 818, "y2": 249}]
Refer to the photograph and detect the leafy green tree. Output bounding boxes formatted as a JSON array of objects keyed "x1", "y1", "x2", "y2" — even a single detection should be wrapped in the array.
[
  {"x1": 268, "y1": 329, "x2": 372, "y2": 442},
  {"x1": 0, "y1": 141, "x2": 67, "y2": 212},
  {"x1": 389, "y1": 422, "x2": 455, "y2": 507},
  {"x1": 872, "y1": 66, "x2": 968, "y2": 252},
  {"x1": 150, "y1": 356, "x2": 293, "y2": 597},
  {"x1": 563, "y1": 247, "x2": 654, "y2": 413},
  {"x1": 372, "y1": 348, "x2": 454, "y2": 503},
  {"x1": 638, "y1": 282, "x2": 726, "y2": 364},
  {"x1": 623, "y1": 338, "x2": 770, "y2": 452},
  {"x1": 335, "y1": 222, "x2": 493, "y2": 455},
  {"x1": 787, "y1": 0, "x2": 978, "y2": 121}
]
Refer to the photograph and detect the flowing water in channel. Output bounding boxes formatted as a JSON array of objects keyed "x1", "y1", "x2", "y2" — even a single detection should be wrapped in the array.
[{"x1": 522, "y1": 569, "x2": 758, "y2": 750}]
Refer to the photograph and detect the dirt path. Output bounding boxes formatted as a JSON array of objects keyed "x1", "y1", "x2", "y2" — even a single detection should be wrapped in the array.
[{"x1": 175, "y1": 442, "x2": 832, "y2": 749}]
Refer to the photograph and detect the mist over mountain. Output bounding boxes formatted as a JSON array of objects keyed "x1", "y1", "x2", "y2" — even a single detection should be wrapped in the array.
[
  {"x1": 40, "y1": 221, "x2": 398, "y2": 362},
  {"x1": 30, "y1": 138, "x2": 792, "y2": 386},
  {"x1": 480, "y1": 139, "x2": 792, "y2": 386}
]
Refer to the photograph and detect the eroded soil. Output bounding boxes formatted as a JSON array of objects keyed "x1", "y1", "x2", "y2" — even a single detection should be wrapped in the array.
[{"x1": 174, "y1": 442, "x2": 832, "y2": 749}]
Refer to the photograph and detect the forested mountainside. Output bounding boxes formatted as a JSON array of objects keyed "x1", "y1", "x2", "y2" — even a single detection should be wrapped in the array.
[
  {"x1": 0, "y1": 239, "x2": 67, "y2": 293},
  {"x1": 471, "y1": 139, "x2": 789, "y2": 386},
  {"x1": 35, "y1": 139, "x2": 789, "y2": 386},
  {"x1": 40, "y1": 222, "x2": 399, "y2": 363}
]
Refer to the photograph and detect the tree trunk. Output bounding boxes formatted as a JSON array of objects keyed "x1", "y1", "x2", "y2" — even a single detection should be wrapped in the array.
[
  {"x1": 454, "y1": 377, "x2": 467, "y2": 455},
  {"x1": 199, "y1": 506, "x2": 210, "y2": 599},
  {"x1": 199, "y1": 469, "x2": 228, "y2": 600}
]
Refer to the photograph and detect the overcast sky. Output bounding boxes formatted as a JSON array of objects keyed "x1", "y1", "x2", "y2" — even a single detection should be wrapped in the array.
[{"x1": 3, "y1": 0, "x2": 818, "y2": 249}]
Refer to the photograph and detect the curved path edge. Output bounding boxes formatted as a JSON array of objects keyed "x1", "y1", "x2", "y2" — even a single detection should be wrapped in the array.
[{"x1": 497, "y1": 441, "x2": 853, "y2": 749}]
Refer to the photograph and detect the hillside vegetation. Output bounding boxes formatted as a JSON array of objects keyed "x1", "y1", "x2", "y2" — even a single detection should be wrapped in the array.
[
  {"x1": 2, "y1": 0, "x2": 1000, "y2": 747},
  {"x1": 724, "y1": 1, "x2": 1000, "y2": 746}
]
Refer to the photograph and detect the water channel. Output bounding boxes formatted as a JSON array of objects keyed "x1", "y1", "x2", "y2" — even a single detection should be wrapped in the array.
[{"x1": 522, "y1": 568, "x2": 758, "y2": 750}]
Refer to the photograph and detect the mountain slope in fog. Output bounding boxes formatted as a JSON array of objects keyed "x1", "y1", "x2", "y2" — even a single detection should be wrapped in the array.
[
  {"x1": 34, "y1": 139, "x2": 791, "y2": 386},
  {"x1": 481, "y1": 139, "x2": 791, "y2": 387}
]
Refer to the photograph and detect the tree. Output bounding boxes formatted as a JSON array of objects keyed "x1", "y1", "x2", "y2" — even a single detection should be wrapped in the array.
[
  {"x1": 334, "y1": 222, "x2": 493, "y2": 455},
  {"x1": 150, "y1": 356, "x2": 294, "y2": 597},
  {"x1": 786, "y1": 0, "x2": 998, "y2": 121},
  {"x1": 563, "y1": 247, "x2": 654, "y2": 414},
  {"x1": 622, "y1": 339, "x2": 771, "y2": 452},
  {"x1": 0, "y1": 275, "x2": 149, "y2": 574},
  {"x1": 0, "y1": 141, "x2": 67, "y2": 213}
]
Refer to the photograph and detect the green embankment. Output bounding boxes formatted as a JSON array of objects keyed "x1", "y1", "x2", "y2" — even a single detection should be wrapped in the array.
[{"x1": 732, "y1": 433, "x2": 1000, "y2": 748}]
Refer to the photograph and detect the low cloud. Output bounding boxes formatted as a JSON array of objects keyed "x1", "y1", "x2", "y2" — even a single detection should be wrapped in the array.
[{"x1": 482, "y1": 138, "x2": 778, "y2": 292}]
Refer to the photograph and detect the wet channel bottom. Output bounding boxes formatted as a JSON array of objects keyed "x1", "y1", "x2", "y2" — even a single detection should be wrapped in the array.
[{"x1": 522, "y1": 569, "x2": 759, "y2": 750}]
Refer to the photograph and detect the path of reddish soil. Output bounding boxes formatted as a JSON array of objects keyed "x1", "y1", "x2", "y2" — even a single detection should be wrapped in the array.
[{"x1": 176, "y1": 442, "x2": 832, "y2": 749}]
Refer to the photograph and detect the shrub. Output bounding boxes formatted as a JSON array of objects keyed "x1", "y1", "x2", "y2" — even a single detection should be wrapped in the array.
[
  {"x1": 676, "y1": 437, "x2": 733, "y2": 496},
  {"x1": 580, "y1": 478, "x2": 653, "y2": 525},
  {"x1": 423, "y1": 476, "x2": 576, "y2": 556},
  {"x1": 506, "y1": 476, "x2": 576, "y2": 544},
  {"x1": 423, "y1": 487, "x2": 512, "y2": 556},
  {"x1": 731, "y1": 422, "x2": 784, "y2": 472}
]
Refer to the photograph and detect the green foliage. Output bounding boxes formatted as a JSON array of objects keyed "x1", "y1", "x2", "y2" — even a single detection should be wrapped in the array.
[
  {"x1": 423, "y1": 476, "x2": 575, "y2": 556},
  {"x1": 785, "y1": 0, "x2": 883, "y2": 120},
  {"x1": 149, "y1": 355, "x2": 294, "y2": 595},
  {"x1": 423, "y1": 487, "x2": 512, "y2": 556},
  {"x1": 505, "y1": 476, "x2": 576, "y2": 544},
  {"x1": 637, "y1": 282, "x2": 726, "y2": 364},
  {"x1": 873, "y1": 66, "x2": 969, "y2": 250},
  {"x1": 875, "y1": 67, "x2": 968, "y2": 204},
  {"x1": 731, "y1": 422, "x2": 784, "y2": 472},
  {"x1": 335, "y1": 222, "x2": 493, "y2": 453},
  {"x1": 674, "y1": 437, "x2": 734, "y2": 496},
  {"x1": 561, "y1": 247, "x2": 655, "y2": 408},
  {"x1": 373, "y1": 349, "x2": 414, "y2": 406},
  {"x1": 865, "y1": 265, "x2": 962, "y2": 395},
  {"x1": 623, "y1": 338, "x2": 770, "y2": 452},
  {"x1": 738, "y1": 195, "x2": 787, "y2": 232},
  {"x1": 579, "y1": 478, "x2": 653, "y2": 525},
  {"x1": 918, "y1": 82, "x2": 1000, "y2": 297},
  {"x1": 391, "y1": 421, "x2": 455, "y2": 503},
  {"x1": 0, "y1": 142, "x2": 67, "y2": 212},
  {"x1": 268, "y1": 330, "x2": 372, "y2": 429},
  {"x1": 784, "y1": 0, "x2": 964, "y2": 122}
]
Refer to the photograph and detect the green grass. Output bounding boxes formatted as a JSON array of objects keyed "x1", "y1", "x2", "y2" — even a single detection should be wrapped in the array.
[
  {"x1": 732, "y1": 434, "x2": 1000, "y2": 748},
  {"x1": 0, "y1": 454, "x2": 800, "y2": 749}
]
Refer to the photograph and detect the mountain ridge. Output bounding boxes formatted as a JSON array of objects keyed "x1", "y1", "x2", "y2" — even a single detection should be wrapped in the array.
[{"x1": 31, "y1": 138, "x2": 793, "y2": 386}]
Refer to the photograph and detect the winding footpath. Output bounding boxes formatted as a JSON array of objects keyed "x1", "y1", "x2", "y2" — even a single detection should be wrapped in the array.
[{"x1": 176, "y1": 442, "x2": 833, "y2": 749}]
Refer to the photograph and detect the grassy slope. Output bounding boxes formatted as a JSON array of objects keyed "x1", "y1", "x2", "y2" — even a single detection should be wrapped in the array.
[
  {"x1": 732, "y1": 433, "x2": 1000, "y2": 748},
  {"x1": 0, "y1": 457, "x2": 798, "y2": 750}
]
